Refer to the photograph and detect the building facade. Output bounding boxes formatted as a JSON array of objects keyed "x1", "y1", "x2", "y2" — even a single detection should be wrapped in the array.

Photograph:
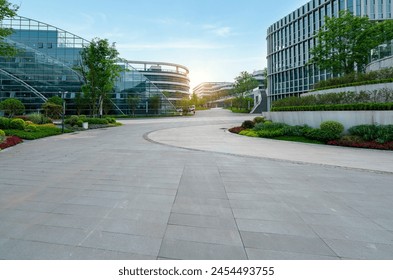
[
  {"x1": 126, "y1": 61, "x2": 190, "y2": 101},
  {"x1": 193, "y1": 82, "x2": 234, "y2": 98},
  {"x1": 267, "y1": 0, "x2": 393, "y2": 105},
  {"x1": 0, "y1": 16, "x2": 177, "y2": 115}
]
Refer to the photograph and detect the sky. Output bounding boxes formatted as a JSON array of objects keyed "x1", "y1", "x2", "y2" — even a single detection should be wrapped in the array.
[{"x1": 16, "y1": 0, "x2": 307, "y2": 90}]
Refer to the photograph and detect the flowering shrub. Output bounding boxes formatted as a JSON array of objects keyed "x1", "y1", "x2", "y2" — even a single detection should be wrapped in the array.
[
  {"x1": 228, "y1": 126, "x2": 245, "y2": 134},
  {"x1": 328, "y1": 139, "x2": 393, "y2": 150},
  {"x1": 0, "y1": 136, "x2": 23, "y2": 150}
]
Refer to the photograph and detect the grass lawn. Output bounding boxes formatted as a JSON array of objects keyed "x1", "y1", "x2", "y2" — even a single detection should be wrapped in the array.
[{"x1": 4, "y1": 125, "x2": 68, "y2": 140}]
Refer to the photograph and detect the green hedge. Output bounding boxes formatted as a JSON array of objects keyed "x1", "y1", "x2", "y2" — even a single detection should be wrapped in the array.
[
  {"x1": 272, "y1": 103, "x2": 393, "y2": 112},
  {"x1": 313, "y1": 78, "x2": 393, "y2": 91}
]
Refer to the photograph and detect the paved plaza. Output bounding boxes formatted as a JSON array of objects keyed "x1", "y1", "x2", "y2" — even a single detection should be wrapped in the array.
[{"x1": 0, "y1": 109, "x2": 393, "y2": 260}]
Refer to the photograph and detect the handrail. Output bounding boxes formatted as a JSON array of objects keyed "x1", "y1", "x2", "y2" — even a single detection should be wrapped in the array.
[{"x1": 0, "y1": 68, "x2": 48, "y2": 102}]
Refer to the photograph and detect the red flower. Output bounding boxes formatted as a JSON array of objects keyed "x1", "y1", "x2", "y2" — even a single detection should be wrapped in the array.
[{"x1": 0, "y1": 136, "x2": 23, "y2": 150}]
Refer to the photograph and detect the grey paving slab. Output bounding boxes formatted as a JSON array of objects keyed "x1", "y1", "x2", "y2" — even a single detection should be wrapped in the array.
[
  {"x1": 236, "y1": 219, "x2": 318, "y2": 238},
  {"x1": 241, "y1": 231, "x2": 338, "y2": 257},
  {"x1": 168, "y1": 213, "x2": 238, "y2": 230},
  {"x1": 311, "y1": 224, "x2": 393, "y2": 244},
  {"x1": 246, "y1": 248, "x2": 341, "y2": 260},
  {"x1": 1, "y1": 109, "x2": 393, "y2": 259},
  {"x1": 323, "y1": 238, "x2": 393, "y2": 259},
  {"x1": 80, "y1": 231, "x2": 162, "y2": 257},
  {"x1": 159, "y1": 239, "x2": 247, "y2": 260},
  {"x1": 164, "y1": 225, "x2": 243, "y2": 246}
]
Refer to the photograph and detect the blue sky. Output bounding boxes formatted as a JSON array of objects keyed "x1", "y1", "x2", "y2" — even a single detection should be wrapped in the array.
[{"x1": 17, "y1": 0, "x2": 306, "y2": 90}]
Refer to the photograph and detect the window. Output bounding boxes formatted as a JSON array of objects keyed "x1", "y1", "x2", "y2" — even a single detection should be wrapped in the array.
[
  {"x1": 38, "y1": 42, "x2": 43, "y2": 48},
  {"x1": 47, "y1": 43, "x2": 52, "y2": 49}
]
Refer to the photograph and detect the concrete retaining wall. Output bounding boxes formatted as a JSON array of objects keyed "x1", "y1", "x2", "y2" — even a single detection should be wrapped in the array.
[{"x1": 263, "y1": 111, "x2": 393, "y2": 131}]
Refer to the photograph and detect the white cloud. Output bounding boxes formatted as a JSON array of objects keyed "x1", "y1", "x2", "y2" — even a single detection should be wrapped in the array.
[
  {"x1": 203, "y1": 24, "x2": 234, "y2": 37},
  {"x1": 117, "y1": 41, "x2": 229, "y2": 51}
]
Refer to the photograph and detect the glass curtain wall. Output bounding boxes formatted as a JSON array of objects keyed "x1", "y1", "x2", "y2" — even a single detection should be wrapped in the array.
[{"x1": 0, "y1": 16, "x2": 176, "y2": 115}]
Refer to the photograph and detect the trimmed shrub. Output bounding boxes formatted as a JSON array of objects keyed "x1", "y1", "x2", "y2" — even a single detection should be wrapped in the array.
[
  {"x1": 10, "y1": 118, "x2": 26, "y2": 130},
  {"x1": 0, "y1": 117, "x2": 11, "y2": 129},
  {"x1": 0, "y1": 129, "x2": 5, "y2": 143},
  {"x1": 24, "y1": 124, "x2": 37, "y2": 132},
  {"x1": 241, "y1": 120, "x2": 255, "y2": 129},
  {"x1": 253, "y1": 116, "x2": 266, "y2": 124},
  {"x1": 26, "y1": 113, "x2": 52, "y2": 124},
  {"x1": 228, "y1": 126, "x2": 244, "y2": 134},
  {"x1": 348, "y1": 125, "x2": 379, "y2": 141},
  {"x1": 65, "y1": 115, "x2": 81, "y2": 127},
  {"x1": 239, "y1": 130, "x2": 259, "y2": 137},
  {"x1": 320, "y1": 121, "x2": 344, "y2": 136},
  {"x1": 305, "y1": 128, "x2": 340, "y2": 142},
  {"x1": 283, "y1": 125, "x2": 312, "y2": 137},
  {"x1": 106, "y1": 117, "x2": 116, "y2": 124},
  {"x1": 254, "y1": 122, "x2": 288, "y2": 131},
  {"x1": 257, "y1": 129, "x2": 285, "y2": 138},
  {"x1": 0, "y1": 98, "x2": 25, "y2": 117},
  {"x1": 0, "y1": 135, "x2": 23, "y2": 150}
]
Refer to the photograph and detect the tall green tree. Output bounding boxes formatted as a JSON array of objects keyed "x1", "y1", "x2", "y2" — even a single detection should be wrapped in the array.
[
  {"x1": 0, "y1": 0, "x2": 18, "y2": 57},
  {"x1": 310, "y1": 11, "x2": 393, "y2": 75},
  {"x1": 126, "y1": 94, "x2": 140, "y2": 116},
  {"x1": 77, "y1": 38, "x2": 122, "y2": 117},
  {"x1": 234, "y1": 71, "x2": 259, "y2": 96}
]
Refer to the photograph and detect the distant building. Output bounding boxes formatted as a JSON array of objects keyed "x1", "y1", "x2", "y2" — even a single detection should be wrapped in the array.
[
  {"x1": 193, "y1": 82, "x2": 234, "y2": 98},
  {"x1": 267, "y1": 0, "x2": 393, "y2": 106},
  {"x1": 126, "y1": 61, "x2": 190, "y2": 102}
]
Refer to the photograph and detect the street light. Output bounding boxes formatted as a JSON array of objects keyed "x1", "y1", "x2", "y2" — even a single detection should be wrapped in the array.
[{"x1": 59, "y1": 91, "x2": 68, "y2": 133}]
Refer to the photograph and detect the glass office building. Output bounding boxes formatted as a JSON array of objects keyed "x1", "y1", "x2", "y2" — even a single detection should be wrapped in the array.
[
  {"x1": 0, "y1": 16, "x2": 176, "y2": 115},
  {"x1": 267, "y1": 0, "x2": 393, "y2": 105},
  {"x1": 127, "y1": 61, "x2": 190, "y2": 101}
]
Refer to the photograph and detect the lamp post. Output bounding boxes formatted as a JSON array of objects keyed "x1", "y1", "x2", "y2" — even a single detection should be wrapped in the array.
[{"x1": 59, "y1": 91, "x2": 68, "y2": 133}]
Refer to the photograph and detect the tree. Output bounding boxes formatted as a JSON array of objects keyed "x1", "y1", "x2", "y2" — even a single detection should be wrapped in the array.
[
  {"x1": 310, "y1": 11, "x2": 393, "y2": 75},
  {"x1": 77, "y1": 38, "x2": 122, "y2": 117},
  {"x1": 42, "y1": 102, "x2": 62, "y2": 119},
  {"x1": 47, "y1": 96, "x2": 64, "y2": 106},
  {"x1": 126, "y1": 94, "x2": 140, "y2": 116},
  {"x1": 148, "y1": 95, "x2": 161, "y2": 114},
  {"x1": 74, "y1": 93, "x2": 89, "y2": 115},
  {"x1": 234, "y1": 71, "x2": 259, "y2": 96},
  {"x1": 0, "y1": 98, "x2": 24, "y2": 117},
  {"x1": 0, "y1": 0, "x2": 18, "y2": 57}
]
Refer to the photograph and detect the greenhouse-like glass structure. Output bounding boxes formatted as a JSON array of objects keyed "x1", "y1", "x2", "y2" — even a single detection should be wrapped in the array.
[{"x1": 0, "y1": 16, "x2": 176, "y2": 115}]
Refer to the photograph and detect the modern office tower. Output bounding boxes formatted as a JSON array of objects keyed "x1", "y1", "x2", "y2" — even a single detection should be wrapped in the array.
[
  {"x1": 0, "y1": 16, "x2": 177, "y2": 115},
  {"x1": 266, "y1": 0, "x2": 393, "y2": 105}
]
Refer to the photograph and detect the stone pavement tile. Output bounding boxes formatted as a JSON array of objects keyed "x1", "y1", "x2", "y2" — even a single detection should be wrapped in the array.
[
  {"x1": 66, "y1": 196, "x2": 122, "y2": 208},
  {"x1": 229, "y1": 200, "x2": 290, "y2": 210},
  {"x1": 171, "y1": 202, "x2": 233, "y2": 218},
  {"x1": 373, "y1": 218, "x2": 393, "y2": 231},
  {"x1": 96, "y1": 218, "x2": 167, "y2": 238},
  {"x1": 0, "y1": 220, "x2": 33, "y2": 239},
  {"x1": 176, "y1": 189, "x2": 228, "y2": 199},
  {"x1": 323, "y1": 238, "x2": 393, "y2": 259},
  {"x1": 227, "y1": 193, "x2": 279, "y2": 202},
  {"x1": 168, "y1": 213, "x2": 238, "y2": 230},
  {"x1": 311, "y1": 224, "x2": 393, "y2": 244},
  {"x1": 224, "y1": 184, "x2": 276, "y2": 195},
  {"x1": 174, "y1": 196, "x2": 230, "y2": 208},
  {"x1": 80, "y1": 231, "x2": 162, "y2": 257},
  {"x1": 78, "y1": 190, "x2": 129, "y2": 200},
  {"x1": 52, "y1": 204, "x2": 112, "y2": 217},
  {"x1": 241, "y1": 231, "x2": 337, "y2": 257},
  {"x1": 18, "y1": 224, "x2": 88, "y2": 246},
  {"x1": 106, "y1": 208, "x2": 171, "y2": 225},
  {"x1": 0, "y1": 239, "x2": 156, "y2": 260},
  {"x1": 246, "y1": 248, "x2": 340, "y2": 260},
  {"x1": 7, "y1": 200, "x2": 59, "y2": 213},
  {"x1": 298, "y1": 212, "x2": 384, "y2": 230},
  {"x1": 349, "y1": 205, "x2": 393, "y2": 220},
  {"x1": 124, "y1": 193, "x2": 176, "y2": 205},
  {"x1": 282, "y1": 197, "x2": 362, "y2": 217},
  {"x1": 236, "y1": 219, "x2": 318, "y2": 238},
  {"x1": 0, "y1": 209, "x2": 49, "y2": 224},
  {"x1": 233, "y1": 208, "x2": 304, "y2": 223},
  {"x1": 117, "y1": 200, "x2": 173, "y2": 212},
  {"x1": 159, "y1": 239, "x2": 247, "y2": 260},
  {"x1": 164, "y1": 225, "x2": 243, "y2": 246},
  {"x1": 39, "y1": 213, "x2": 102, "y2": 230}
]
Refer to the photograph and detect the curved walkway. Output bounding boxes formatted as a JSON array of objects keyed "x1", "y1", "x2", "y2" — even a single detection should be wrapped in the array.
[
  {"x1": 147, "y1": 123, "x2": 393, "y2": 174},
  {"x1": 1, "y1": 109, "x2": 393, "y2": 260}
]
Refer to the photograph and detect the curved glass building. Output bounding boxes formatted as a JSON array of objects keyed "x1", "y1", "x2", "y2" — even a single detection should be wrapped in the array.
[
  {"x1": 0, "y1": 16, "x2": 176, "y2": 115},
  {"x1": 267, "y1": 0, "x2": 393, "y2": 105},
  {"x1": 127, "y1": 61, "x2": 190, "y2": 101}
]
